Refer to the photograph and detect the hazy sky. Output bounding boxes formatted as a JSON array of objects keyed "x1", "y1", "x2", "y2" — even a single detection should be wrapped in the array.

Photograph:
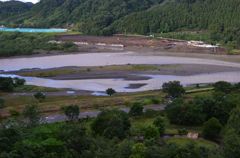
[{"x1": 1, "y1": 0, "x2": 39, "y2": 3}]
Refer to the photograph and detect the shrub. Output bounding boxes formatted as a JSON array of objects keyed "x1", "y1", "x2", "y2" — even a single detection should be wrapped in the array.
[
  {"x1": 62, "y1": 105, "x2": 80, "y2": 121},
  {"x1": 34, "y1": 92, "x2": 46, "y2": 101},
  {"x1": 0, "y1": 98, "x2": 5, "y2": 109},
  {"x1": 143, "y1": 125, "x2": 159, "y2": 139},
  {"x1": 129, "y1": 102, "x2": 144, "y2": 117},
  {"x1": 202, "y1": 117, "x2": 222, "y2": 140},
  {"x1": 106, "y1": 88, "x2": 116, "y2": 96},
  {"x1": 91, "y1": 109, "x2": 130, "y2": 139},
  {"x1": 153, "y1": 116, "x2": 166, "y2": 135},
  {"x1": 162, "y1": 81, "x2": 185, "y2": 98}
]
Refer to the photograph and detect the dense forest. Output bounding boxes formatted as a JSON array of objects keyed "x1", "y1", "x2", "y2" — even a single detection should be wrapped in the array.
[
  {"x1": 0, "y1": 81, "x2": 240, "y2": 158},
  {"x1": 114, "y1": 0, "x2": 240, "y2": 48},
  {"x1": 0, "y1": 32, "x2": 77, "y2": 57},
  {"x1": 0, "y1": 0, "x2": 33, "y2": 21},
  {"x1": 0, "y1": 0, "x2": 239, "y2": 48}
]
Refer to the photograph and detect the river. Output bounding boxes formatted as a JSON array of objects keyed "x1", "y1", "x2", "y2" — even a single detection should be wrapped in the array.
[{"x1": 0, "y1": 52, "x2": 240, "y2": 92}]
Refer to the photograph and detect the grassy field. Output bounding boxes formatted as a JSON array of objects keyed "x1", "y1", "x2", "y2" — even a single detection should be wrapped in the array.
[
  {"x1": 0, "y1": 86, "x2": 212, "y2": 118},
  {"x1": 0, "y1": 90, "x2": 164, "y2": 117}
]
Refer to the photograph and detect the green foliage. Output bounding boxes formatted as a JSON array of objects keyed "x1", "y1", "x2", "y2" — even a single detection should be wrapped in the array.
[
  {"x1": 202, "y1": 117, "x2": 222, "y2": 140},
  {"x1": 129, "y1": 102, "x2": 144, "y2": 117},
  {"x1": 62, "y1": 105, "x2": 80, "y2": 121},
  {"x1": 166, "y1": 98, "x2": 206, "y2": 125},
  {"x1": 143, "y1": 125, "x2": 159, "y2": 140},
  {"x1": 227, "y1": 107, "x2": 240, "y2": 135},
  {"x1": 22, "y1": 104, "x2": 41, "y2": 127},
  {"x1": 14, "y1": 77, "x2": 26, "y2": 86},
  {"x1": 115, "y1": 0, "x2": 240, "y2": 48},
  {"x1": 0, "y1": 77, "x2": 14, "y2": 92},
  {"x1": 0, "y1": 0, "x2": 239, "y2": 48},
  {"x1": 0, "y1": 98, "x2": 5, "y2": 109},
  {"x1": 223, "y1": 129, "x2": 240, "y2": 158},
  {"x1": 213, "y1": 81, "x2": 233, "y2": 94},
  {"x1": 222, "y1": 106, "x2": 240, "y2": 158},
  {"x1": 34, "y1": 92, "x2": 46, "y2": 101},
  {"x1": 162, "y1": 81, "x2": 185, "y2": 98},
  {"x1": 153, "y1": 116, "x2": 166, "y2": 135},
  {"x1": 0, "y1": 0, "x2": 32, "y2": 22},
  {"x1": 91, "y1": 109, "x2": 130, "y2": 139},
  {"x1": 0, "y1": 32, "x2": 77, "y2": 57},
  {"x1": 106, "y1": 88, "x2": 116, "y2": 96},
  {"x1": 130, "y1": 143, "x2": 146, "y2": 158},
  {"x1": 178, "y1": 128, "x2": 188, "y2": 135}
]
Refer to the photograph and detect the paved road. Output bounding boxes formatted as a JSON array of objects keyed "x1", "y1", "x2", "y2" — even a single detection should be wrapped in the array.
[{"x1": 44, "y1": 104, "x2": 166, "y2": 123}]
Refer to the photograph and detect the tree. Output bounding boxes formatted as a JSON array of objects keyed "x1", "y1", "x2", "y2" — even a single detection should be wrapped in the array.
[
  {"x1": 223, "y1": 129, "x2": 240, "y2": 158},
  {"x1": 143, "y1": 125, "x2": 159, "y2": 140},
  {"x1": 91, "y1": 109, "x2": 130, "y2": 139},
  {"x1": 166, "y1": 98, "x2": 206, "y2": 125},
  {"x1": 130, "y1": 143, "x2": 146, "y2": 158},
  {"x1": 227, "y1": 107, "x2": 240, "y2": 133},
  {"x1": 0, "y1": 77, "x2": 14, "y2": 92},
  {"x1": 106, "y1": 88, "x2": 116, "y2": 96},
  {"x1": 34, "y1": 92, "x2": 46, "y2": 102},
  {"x1": 202, "y1": 117, "x2": 222, "y2": 140},
  {"x1": 13, "y1": 78, "x2": 25, "y2": 86},
  {"x1": 129, "y1": 102, "x2": 144, "y2": 117},
  {"x1": 62, "y1": 105, "x2": 80, "y2": 121},
  {"x1": 162, "y1": 81, "x2": 185, "y2": 98},
  {"x1": 0, "y1": 98, "x2": 5, "y2": 109},
  {"x1": 153, "y1": 116, "x2": 166, "y2": 135},
  {"x1": 22, "y1": 104, "x2": 41, "y2": 126},
  {"x1": 213, "y1": 81, "x2": 233, "y2": 94}
]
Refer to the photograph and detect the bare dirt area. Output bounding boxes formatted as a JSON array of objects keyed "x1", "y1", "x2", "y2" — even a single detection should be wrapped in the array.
[{"x1": 56, "y1": 34, "x2": 226, "y2": 54}]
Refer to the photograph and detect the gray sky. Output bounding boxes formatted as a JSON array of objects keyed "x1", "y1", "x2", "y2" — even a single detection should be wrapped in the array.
[{"x1": 1, "y1": 0, "x2": 39, "y2": 3}]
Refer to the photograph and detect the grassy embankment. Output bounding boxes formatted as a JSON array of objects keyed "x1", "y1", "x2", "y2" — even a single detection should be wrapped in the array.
[{"x1": 0, "y1": 86, "x2": 212, "y2": 117}]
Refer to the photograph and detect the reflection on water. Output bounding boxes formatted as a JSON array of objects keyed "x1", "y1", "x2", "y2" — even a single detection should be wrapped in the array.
[
  {"x1": 1, "y1": 52, "x2": 240, "y2": 71},
  {"x1": 1, "y1": 72, "x2": 240, "y2": 92}
]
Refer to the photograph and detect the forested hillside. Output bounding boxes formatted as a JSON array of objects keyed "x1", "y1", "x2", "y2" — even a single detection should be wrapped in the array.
[
  {"x1": 0, "y1": 1, "x2": 33, "y2": 21},
  {"x1": 0, "y1": 0, "x2": 239, "y2": 47},
  {"x1": 114, "y1": 0, "x2": 240, "y2": 48},
  {"x1": 1, "y1": 0, "x2": 165, "y2": 35}
]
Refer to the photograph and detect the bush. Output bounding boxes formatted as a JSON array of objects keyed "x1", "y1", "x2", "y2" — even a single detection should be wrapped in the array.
[
  {"x1": 91, "y1": 109, "x2": 130, "y2": 139},
  {"x1": 178, "y1": 128, "x2": 188, "y2": 135},
  {"x1": 129, "y1": 102, "x2": 144, "y2": 117},
  {"x1": 62, "y1": 105, "x2": 80, "y2": 121},
  {"x1": 213, "y1": 81, "x2": 233, "y2": 94},
  {"x1": 143, "y1": 125, "x2": 159, "y2": 139},
  {"x1": 34, "y1": 92, "x2": 46, "y2": 101},
  {"x1": 106, "y1": 88, "x2": 116, "y2": 96},
  {"x1": 202, "y1": 117, "x2": 222, "y2": 140},
  {"x1": 153, "y1": 116, "x2": 166, "y2": 135},
  {"x1": 22, "y1": 105, "x2": 41, "y2": 127},
  {"x1": 162, "y1": 81, "x2": 185, "y2": 98},
  {"x1": 0, "y1": 77, "x2": 14, "y2": 92},
  {"x1": 14, "y1": 78, "x2": 25, "y2": 86},
  {"x1": 0, "y1": 98, "x2": 5, "y2": 109},
  {"x1": 166, "y1": 99, "x2": 206, "y2": 125}
]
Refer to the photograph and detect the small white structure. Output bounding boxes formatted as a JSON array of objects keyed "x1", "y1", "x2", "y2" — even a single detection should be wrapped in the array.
[
  {"x1": 188, "y1": 40, "x2": 218, "y2": 48},
  {"x1": 187, "y1": 132, "x2": 199, "y2": 139}
]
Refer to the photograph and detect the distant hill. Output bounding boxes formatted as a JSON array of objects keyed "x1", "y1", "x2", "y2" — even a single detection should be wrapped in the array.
[
  {"x1": 1, "y1": 0, "x2": 165, "y2": 34},
  {"x1": 0, "y1": 0, "x2": 239, "y2": 48},
  {"x1": 0, "y1": 0, "x2": 33, "y2": 19}
]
